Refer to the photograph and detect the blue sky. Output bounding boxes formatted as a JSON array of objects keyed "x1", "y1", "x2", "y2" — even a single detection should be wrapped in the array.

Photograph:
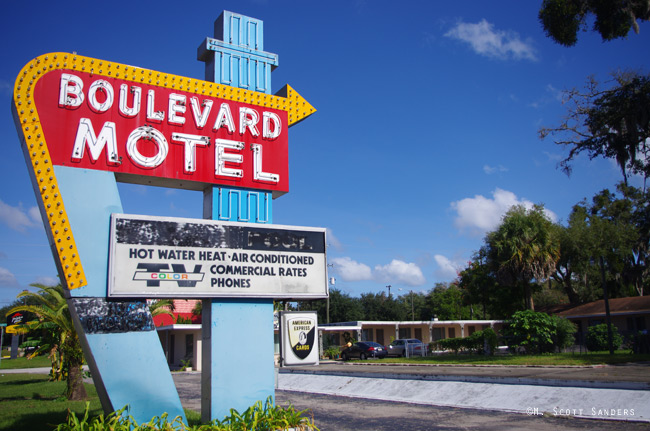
[{"x1": 1, "y1": 1, "x2": 649, "y2": 307}]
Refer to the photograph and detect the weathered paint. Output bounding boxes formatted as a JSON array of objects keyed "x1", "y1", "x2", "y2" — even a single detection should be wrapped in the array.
[{"x1": 53, "y1": 167, "x2": 186, "y2": 422}]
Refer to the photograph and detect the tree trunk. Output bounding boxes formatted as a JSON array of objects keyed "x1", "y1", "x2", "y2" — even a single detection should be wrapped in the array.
[
  {"x1": 65, "y1": 359, "x2": 87, "y2": 400},
  {"x1": 524, "y1": 283, "x2": 535, "y2": 311}
]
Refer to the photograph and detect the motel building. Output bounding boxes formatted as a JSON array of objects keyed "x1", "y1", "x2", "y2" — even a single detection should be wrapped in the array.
[
  {"x1": 153, "y1": 300, "x2": 505, "y2": 371},
  {"x1": 318, "y1": 319, "x2": 505, "y2": 353}
]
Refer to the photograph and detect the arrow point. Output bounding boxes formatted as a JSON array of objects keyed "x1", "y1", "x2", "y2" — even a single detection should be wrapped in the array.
[{"x1": 276, "y1": 84, "x2": 316, "y2": 126}]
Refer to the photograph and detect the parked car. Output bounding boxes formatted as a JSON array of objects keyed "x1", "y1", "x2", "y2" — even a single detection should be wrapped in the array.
[
  {"x1": 387, "y1": 339, "x2": 427, "y2": 357},
  {"x1": 341, "y1": 342, "x2": 387, "y2": 360}
]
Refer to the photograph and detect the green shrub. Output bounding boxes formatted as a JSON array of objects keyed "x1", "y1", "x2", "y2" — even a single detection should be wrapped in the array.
[
  {"x1": 551, "y1": 316, "x2": 577, "y2": 351},
  {"x1": 437, "y1": 328, "x2": 498, "y2": 355},
  {"x1": 585, "y1": 323, "x2": 623, "y2": 351},
  {"x1": 323, "y1": 346, "x2": 340, "y2": 359},
  {"x1": 478, "y1": 327, "x2": 498, "y2": 355},
  {"x1": 503, "y1": 310, "x2": 556, "y2": 354},
  {"x1": 438, "y1": 337, "x2": 465, "y2": 354},
  {"x1": 54, "y1": 397, "x2": 318, "y2": 431},
  {"x1": 632, "y1": 331, "x2": 650, "y2": 354}
]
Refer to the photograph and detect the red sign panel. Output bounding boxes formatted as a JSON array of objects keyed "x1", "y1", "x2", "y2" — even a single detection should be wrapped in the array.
[{"x1": 34, "y1": 69, "x2": 289, "y2": 194}]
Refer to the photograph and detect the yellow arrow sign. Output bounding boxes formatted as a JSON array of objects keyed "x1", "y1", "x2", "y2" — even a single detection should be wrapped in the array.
[{"x1": 13, "y1": 52, "x2": 316, "y2": 290}]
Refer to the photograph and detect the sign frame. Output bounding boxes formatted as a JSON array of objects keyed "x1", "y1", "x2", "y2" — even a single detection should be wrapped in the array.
[
  {"x1": 107, "y1": 213, "x2": 329, "y2": 299},
  {"x1": 280, "y1": 311, "x2": 319, "y2": 366}
]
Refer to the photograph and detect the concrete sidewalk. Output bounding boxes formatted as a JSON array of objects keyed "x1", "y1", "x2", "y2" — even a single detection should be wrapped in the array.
[{"x1": 278, "y1": 361, "x2": 650, "y2": 422}]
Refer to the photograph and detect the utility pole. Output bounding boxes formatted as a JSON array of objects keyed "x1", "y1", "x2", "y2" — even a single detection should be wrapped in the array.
[{"x1": 386, "y1": 285, "x2": 391, "y2": 298}]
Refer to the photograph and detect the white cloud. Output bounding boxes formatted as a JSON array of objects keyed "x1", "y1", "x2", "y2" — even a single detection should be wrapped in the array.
[
  {"x1": 451, "y1": 188, "x2": 557, "y2": 237},
  {"x1": 326, "y1": 228, "x2": 343, "y2": 251},
  {"x1": 34, "y1": 276, "x2": 59, "y2": 286},
  {"x1": 373, "y1": 259, "x2": 426, "y2": 287},
  {"x1": 445, "y1": 19, "x2": 538, "y2": 61},
  {"x1": 330, "y1": 256, "x2": 426, "y2": 287},
  {"x1": 483, "y1": 164, "x2": 508, "y2": 175},
  {"x1": 0, "y1": 267, "x2": 19, "y2": 286},
  {"x1": 433, "y1": 255, "x2": 461, "y2": 280},
  {"x1": 0, "y1": 199, "x2": 41, "y2": 232},
  {"x1": 330, "y1": 257, "x2": 372, "y2": 282}
]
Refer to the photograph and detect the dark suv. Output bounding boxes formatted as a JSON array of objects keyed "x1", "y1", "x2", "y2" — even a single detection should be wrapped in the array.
[{"x1": 341, "y1": 342, "x2": 387, "y2": 360}]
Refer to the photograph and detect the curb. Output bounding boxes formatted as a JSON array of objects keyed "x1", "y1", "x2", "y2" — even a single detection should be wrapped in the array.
[{"x1": 280, "y1": 366, "x2": 650, "y2": 391}]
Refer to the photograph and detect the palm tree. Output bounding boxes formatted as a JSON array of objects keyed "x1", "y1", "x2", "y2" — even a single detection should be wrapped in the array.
[
  {"x1": 148, "y1": 299, "x2": 176, "y2": 320},
  {"x1": 6, "y1": 284, "x2": 87, "y2": 400},
  {"x1": 485, "y1": 205, "x2": 560, "y2": 310}
]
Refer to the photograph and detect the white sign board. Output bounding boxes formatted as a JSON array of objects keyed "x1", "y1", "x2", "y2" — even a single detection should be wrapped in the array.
[
  {"x1": 280, "y1": 311, "x2": 319, "y2": 366},
  {"x1": 108, "y1": 214, "x2": 328, "y2": 299}
]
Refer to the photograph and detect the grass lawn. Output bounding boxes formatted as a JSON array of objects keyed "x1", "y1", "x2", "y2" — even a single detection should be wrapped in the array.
[
  {"x1": 372, "y1": 350, "x2": 650, "y2": 366},
  {"x1": 0, "y1": 374, "x2": 201, "y2": 431},
  {"x1": 0, "y1": 373, "x2": 102, "y2": 431},
  {"x1": 0, "y1": 355, "x2": 52, "y2": 370}
]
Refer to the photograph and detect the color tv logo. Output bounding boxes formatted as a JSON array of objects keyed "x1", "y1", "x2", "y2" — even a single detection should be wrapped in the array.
[{"x1": 134, "y1": 263, "x2": 204, "y2": 287}]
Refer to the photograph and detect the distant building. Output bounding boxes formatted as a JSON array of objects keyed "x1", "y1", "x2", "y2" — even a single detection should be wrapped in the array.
[
  {"x1": 154, "y1": 300, "x2": 202, "y2": 371},
  {"x1": 547, "y1": 296, "x2": 650, "y2": 343},
  {"x1": 319, "y1": 319, "x2": 504, "y2": 350}
]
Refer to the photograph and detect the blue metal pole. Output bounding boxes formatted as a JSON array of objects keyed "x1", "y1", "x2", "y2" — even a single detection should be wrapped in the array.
[{"x1": 198, "y1": 11, "x2": 278, "y2": 422}]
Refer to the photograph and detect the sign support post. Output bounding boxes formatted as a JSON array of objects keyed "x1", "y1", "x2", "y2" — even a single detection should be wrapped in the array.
[{"x1": 199, "y1": 11, "x2": 278, "y2": 421}]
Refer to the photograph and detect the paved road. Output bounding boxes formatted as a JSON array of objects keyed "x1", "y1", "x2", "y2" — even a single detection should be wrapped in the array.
[{"x1": 275, "y1": 390, "x2": 650, "y2": 431}]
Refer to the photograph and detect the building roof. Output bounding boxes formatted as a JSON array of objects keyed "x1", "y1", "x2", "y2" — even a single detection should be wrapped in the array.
[
  {"x1": 556, "y1": 296, "x2": 650, "y2": 319},
  {"x1": 152, "y1": 299, "x2": 201, "y2": 326}
]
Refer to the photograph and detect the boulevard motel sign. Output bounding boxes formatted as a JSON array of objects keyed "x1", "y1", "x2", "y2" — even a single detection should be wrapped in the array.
[{"x1": 13, "y1": 53, "x2": 316, "y2": 292}]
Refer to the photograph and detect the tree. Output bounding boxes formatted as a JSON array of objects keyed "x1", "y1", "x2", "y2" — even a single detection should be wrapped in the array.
[
  {"x1": 359, "y1": 292, "x2": 406, "y2": 321},
  {"x1": 395, "y1": 291, "x2": 427, "y2": 321},
  {"x1": 572, "y1": 184, "x2": 647, "y2": 298},
  {"x1": 552, "y1": 212, "x2": 595, "y2": 304},
  {"x1": 458, "y1": 251, "x2": 532, "y2": 319},
  {"x1": 6, "y1": 284, "x2": 87, "y2": 400},
  {"x1": 309, "y1": 288, "x2": 363, "y2": 323},
  {"x1": 539, "y1": 72, "x2": 650, "y2": 186},
  {"x1": 148, "y1": 299, "x2": 176, "y2": 319},
  {"x1": 504, "y1": 310, "x2": 576, "y2": 354},
  {"x1": 425, "y1": 283, "x2": 472, "y2": 321},
  {"x1": 484, "y1": 205, "x2": 560, "y2": 311},
  {"x1": 539, "y1": 0, "x2": 650, "y2": 46}
]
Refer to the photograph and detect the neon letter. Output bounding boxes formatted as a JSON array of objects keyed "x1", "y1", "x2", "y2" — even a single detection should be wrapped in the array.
[
  {"x1": 190, "y1": 97, "x2": 213, "y2": 129},
  {"x1": 214, "y1": 103, "x2": 235, "y2": 133},
  {"x1": 171, "y1": 133, "x2": 210, "y2": 173},
  {"x1": 119, "y1": 84, "x2": 142, "y2": 117},
  {"x1": 59, "y1": 73, "x2": 84, "y2": 108},
  {"x1": 239, "y1": 107, "x2": 260, "y2": 136},
  {"x1": 71, "y1": 118, "x2": 119, "y2": 164},
  {"x1": 168, "y1": 94, "x2": 186, "y2": 125},
  {"x1": 87, "y1": 80, "x2": 114, "y2": 113},
  {"x1": 147, "y1": 90, "x2": 164, "y2": 122},
  {"x1": 262, "y1": 111, "x2": 281, "y2": 140},
  {"x1": 214, "y1": 138, "x2": 244, "y2": 178},
  {"x1": 252, "y1": 144, "x2": 279, "y2": 183},
  {"x1": 126, "y1": 126, "x2": 168, "y2": 168}
]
